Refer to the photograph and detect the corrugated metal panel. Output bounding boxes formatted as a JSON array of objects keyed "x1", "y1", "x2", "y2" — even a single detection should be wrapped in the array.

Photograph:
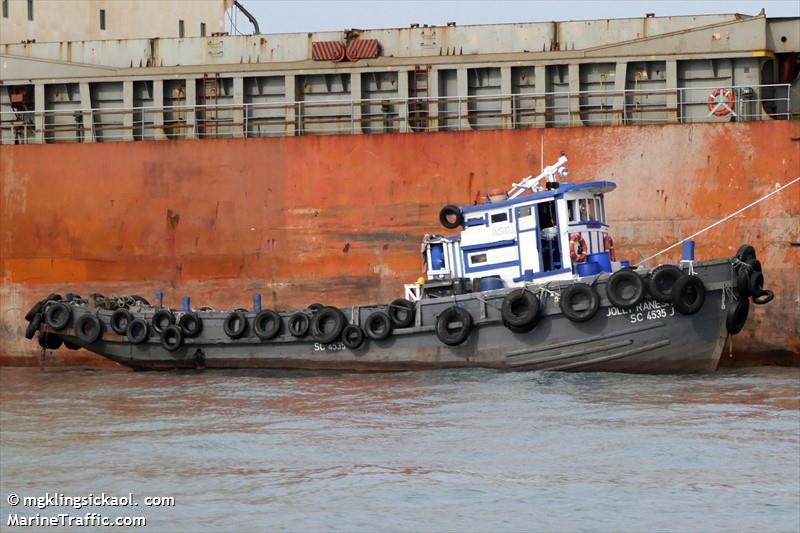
[
  {"x1": 346, "y1": 39, "x2": 381, "y2": 61},
  {"x1": 311, "y1": 41, "x2": 345, "y2": 62}
]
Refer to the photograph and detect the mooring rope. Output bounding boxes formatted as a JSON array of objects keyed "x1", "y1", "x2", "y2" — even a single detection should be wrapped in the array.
[{"x1": 636, "y1": 176, "x2": 800, "y2": 266}]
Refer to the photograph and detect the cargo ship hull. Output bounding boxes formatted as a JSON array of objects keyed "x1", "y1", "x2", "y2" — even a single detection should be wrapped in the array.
[{"x1": 1, "y1": 120, "x2": 798, "y2": 366}]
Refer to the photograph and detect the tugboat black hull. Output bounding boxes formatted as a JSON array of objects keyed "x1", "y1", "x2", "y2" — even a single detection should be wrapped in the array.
[{"x1": 30, "y1": 258, "x2": 765, "y2": 375}]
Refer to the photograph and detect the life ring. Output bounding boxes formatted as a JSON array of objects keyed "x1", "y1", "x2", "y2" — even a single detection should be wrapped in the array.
[
  {"x1": 707, "y1": 88, "x2": 735, "y2": 117},
  {"x1": 501, "y1": 289, "x2": 540, "y2": 333},
  {"x1": 570, "y1": 234, "x2": 588, "y2": 263},
  {"x1": 671, "y1": 275, "x2": 706, "y2": 315},
  {"x1": 559, "y1": 283, "x2": 600, "y2": 322},
  {"x1": 364, "y1": 311, "x2": 393, "y2": 340},
  {"x1": 606, "y1": 269, "x2": 646, "y2": 309},
  {"x1": 435, "y1": 306, "x2": 473, "y2": 346},
  {"x1": 603, "y1": 234, "x2": 616, "y2": 261}
]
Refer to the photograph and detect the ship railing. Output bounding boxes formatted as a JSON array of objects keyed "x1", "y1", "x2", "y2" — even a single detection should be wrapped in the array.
[{"x1": 0, "y1": 83, "x2": 792, "y2": 144}]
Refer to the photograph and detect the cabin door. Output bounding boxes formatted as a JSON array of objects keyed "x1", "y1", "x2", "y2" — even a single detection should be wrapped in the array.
[
  {"x1": 535, "y1": 200, "x2": 562, "y2": 272},
  {"x1": 515, "y1": 205, "x2": 538, "y2": 275}
]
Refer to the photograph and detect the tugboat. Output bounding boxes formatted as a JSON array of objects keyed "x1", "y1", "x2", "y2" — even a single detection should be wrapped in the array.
[{"x1": 24, "y1": 155, "x2": 774, "y2": 373}]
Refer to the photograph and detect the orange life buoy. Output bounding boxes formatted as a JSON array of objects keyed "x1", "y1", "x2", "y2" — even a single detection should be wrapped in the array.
[
  {"x1": 570, "y1": 234, "x2": 588, "y2": 263},
  {"x1": 603, "y1": 234, "x2": 616, "y2": 262},
  {"x1": 707, "y1": 88, "x2": 735, "y2": 117}
]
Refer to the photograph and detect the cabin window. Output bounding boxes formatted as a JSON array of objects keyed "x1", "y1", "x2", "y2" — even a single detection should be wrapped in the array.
[
  {"x1": 27, "y1": 0, "x2": 33, "y2": 21},
  {"x1": 465, "y1": 217, "x2": 484, "y2": 227},
  {"x1": 518, "y1": 206, "x2": 532, "y2": 218},
  {"x1": 587, "y1": 199, "x2": 596, "y2": 221},
  {"x1": 490, "y1": 212, "x2": 508, "y2": 224},
  {"x1": 2, "y1": 0, "x2": 8, "y2": 19},
  {"x1": 594, "y1": 199, "x2": 603, "y2": 222},
  {"x1": 567, "y1": 200, "x2": 576, "y2": 222},
  {"x1": 517, "y1": 205, "x2": 534, "y2": 231},
  {"x1": 200, "y1": 22, "x2": 206, "y2": 37},
  {"x1": 599, "y1": 199, "x2": 606, "y2": 223},
  {"x1": 99, "y1": 9, "x2": 106, "y2": 30},
  {"x1": 179, "y1": 19, "x2": 185, "y2": 38},
  {"x1": 470, "y1": 253, "x2": 487, "y2": 265},
  {"x1": 578, "y1": 199, "x2": 587, "y2": 221}
]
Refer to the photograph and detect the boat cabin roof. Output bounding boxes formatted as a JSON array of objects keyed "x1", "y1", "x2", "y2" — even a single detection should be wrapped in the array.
[{"x1": 461, "y1": 180, "x2": 616, "y2": 215}]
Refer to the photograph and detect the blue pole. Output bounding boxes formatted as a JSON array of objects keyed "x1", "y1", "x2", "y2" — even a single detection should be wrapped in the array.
[
  {"x1": 182, "y1": 296, "x2": 190, "y2": 313},
  {"x1": 155, "y1": 291, "x2": 163, "y2": 309},
  {"x1": 66, "y1": 292, "x2": 74, "y2": 302},
  {"x1": 253, "y1": 293, "x2": 262, "y2": 313}
]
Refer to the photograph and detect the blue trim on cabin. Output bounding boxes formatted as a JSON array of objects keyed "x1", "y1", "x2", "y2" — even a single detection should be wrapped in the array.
[
  {"x1": 464, "y1": 260, "x2": 520, "y2": 274},
  {"x1": 569, "y1": 220, "x2": 608, "y2": 229},
  {"x1": 460, "y1": 181, "x2": 616, "y2": 215},
  {"x1": 460, "y1": 239, "x2": 516, "y2": 252},
  {"x1": 532, "y1": 267, "x2": 571, "y2": 279}
]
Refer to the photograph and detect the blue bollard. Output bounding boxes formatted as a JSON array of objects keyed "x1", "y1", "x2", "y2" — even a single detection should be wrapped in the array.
[
  {"x1": 182, "y1": 296, "x2": 190, "y2": 313},
  {"x1": 681, "y1": 240, "x2": 696, "y2": 261},
  {"x1": 155, "y1": 291, "x2": 164, "y2": 309},
  {"x1": 253, "y1": 293, "x2": 262, "y2": 313},
  {"x1": 66, "y1": 292, "x2": 74, "y2": 302}
]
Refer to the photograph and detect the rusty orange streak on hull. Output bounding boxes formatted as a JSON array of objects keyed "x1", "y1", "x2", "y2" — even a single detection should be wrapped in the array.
[{"x1": 1, "y1": 121, "x2": 798, "y2": 365}]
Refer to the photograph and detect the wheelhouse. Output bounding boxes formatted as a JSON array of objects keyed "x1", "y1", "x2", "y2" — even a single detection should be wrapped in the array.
[{"x1": 422, "y1": 155, "x2": 616, "y2": 294}]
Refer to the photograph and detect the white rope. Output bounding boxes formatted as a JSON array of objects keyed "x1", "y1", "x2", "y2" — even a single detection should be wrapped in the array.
[{"x1": 637, "y1": 176, "x2": 800, "y2": 266}]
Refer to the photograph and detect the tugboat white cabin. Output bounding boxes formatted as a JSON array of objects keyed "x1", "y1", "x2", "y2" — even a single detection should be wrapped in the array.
[{"x1": 423, "y1": 155, "x2": 617, "y2": 296}]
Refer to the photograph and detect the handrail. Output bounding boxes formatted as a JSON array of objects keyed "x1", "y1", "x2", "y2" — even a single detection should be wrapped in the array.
[{"x1": 0, "y1": 83, "x2": 791, "y2": 144}]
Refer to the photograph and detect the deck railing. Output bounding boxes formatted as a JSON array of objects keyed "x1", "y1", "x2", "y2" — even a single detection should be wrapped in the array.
[{"x1": 0, "y1": 83, "x2": 792, "y2": 144}]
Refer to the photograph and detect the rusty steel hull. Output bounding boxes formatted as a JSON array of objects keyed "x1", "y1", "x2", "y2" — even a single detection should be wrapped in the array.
[{"x1": 1, "y1": 120, "x2": 799, "y2": 367}]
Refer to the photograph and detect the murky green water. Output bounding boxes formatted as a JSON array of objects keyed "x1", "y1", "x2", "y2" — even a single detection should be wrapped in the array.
[{"x1": 1, "y1": 366, "x2": 798, "y2": 532}]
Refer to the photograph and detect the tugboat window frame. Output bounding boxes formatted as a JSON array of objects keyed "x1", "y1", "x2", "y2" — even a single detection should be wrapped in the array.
[
  {"x1": 579, "y1": 199, "x2": 587, "y2": 220},
  {"x1": 587, "y1": 199, "x2": 596, "y2": 221},
  {"x1": 490, "y1": 213, "x2": 508, "y2": 224},
  {"x1": 470, "y1": 253, "x2": 488, "y2": 265},
  {"x1": 567, "y1": 200, "x2": 576, "y2": 222}
]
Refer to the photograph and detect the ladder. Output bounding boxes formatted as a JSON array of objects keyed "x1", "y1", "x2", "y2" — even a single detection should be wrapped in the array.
[
  {"x1": 202, "y1": 73, "x2": 220, "y2": 137},
  {"x1": 409, "y1": 65, "x2": 430, "y2": 131}
]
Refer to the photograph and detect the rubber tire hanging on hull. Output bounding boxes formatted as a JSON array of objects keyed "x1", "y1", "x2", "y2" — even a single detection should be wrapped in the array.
[
  {"x1": 110, "y1": 309, "x2": 133, "y2": 335},
  {"x1": 342, "y1": 324, "x2": 365, "y2": 349},
  {"x1": 726, "y1": 297, "x2": 749, "y2": 335},
  {"x1": 364, "y1": 311, "x2": 393, "y2": 341},
  {"x1": 75, "y1": 315, "x2": 103, "y2": 344},
  {"x1": 311, "y1": 307, "x2": 346, "y2": 344},
  {"x1": 606, "y1": 269, "x2": 646, "y2": 309},
  {"x1": 45, "y1": 302, "x2": 72, "y2": 331},
  {"x1": 671, "y1": 275, "x2": 706, "y2": 315},
  {"x1": 126, "y1": 318, "x2": 150, "y2": 344},
  {"x1": 152, "y1": 309, "x2": 175, "y2": 334},
  {"x1": 160, "y1": 325, "x2": 183, "y2": 352},
  {"x1": 179, "y1": 312, "x2": 203, "y2": 338},
  {"x1": 559, "y1": 283, "x2": 600, "y2": 323},
  {"x1": 648, "y1": 265, "x2": 684, "y2": 303},
  {"x1": 752, "y1": 289, "x2": 774, "y2": 305},
  {"x1": 38, "y1": 332, "x2": 63, "y2": 350},
  {"x1": 439, "y1": 205, "x2": 464, "y2": 229},
  {"x1": 288, "y1": 313, "x2": 310, "y2": 338},
  {"x1": 254, "y1": 310, "x2": 282, "y2": 340},
  {"x1": 435, "y1": 306, "x2": 473, "y2": 346},
  {"x1": 389, "y1": 299, "x2": 415, "y2": 328},
  {"x1": 501, "y1": 290, "x2": 540, "y2": 332},
  {"x1": 25, "y1": 313, "x2": 42, "y2": 340},
  {"x1": 223, "y1": 311, "x2": 248, "y2": 339}
]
